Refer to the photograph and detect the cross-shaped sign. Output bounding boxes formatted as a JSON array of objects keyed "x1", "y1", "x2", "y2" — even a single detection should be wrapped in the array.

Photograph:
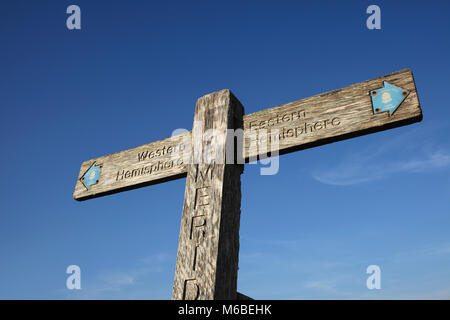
[{"x1": 73, "y1": 69, "x2": 422, "y2": 299}]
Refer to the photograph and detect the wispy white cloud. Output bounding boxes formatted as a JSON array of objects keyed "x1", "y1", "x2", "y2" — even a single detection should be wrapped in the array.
[
  {"x1": 138, "y1": 252, "x2": 172, "y2": 265},
  {"x1": 312, "y1": 128, "x2": 450, "y2": 186},
  {"x1": 92, "y1": 272, "x2": 136, "y2": 294},
  {"x1": 304, "y1": 280, "x2": 339, "y2": 293},
  {"x1": 61, "y1": 252, "x2": 173, "y2": 299},
  {"x1": 392, "y1": 242, "x2": 450, "y2": 264},
  {"x1": 313, "y1": 150, "x2": 450, "y2": 186},
  {"x1": 239, "y1": 235, "x2": 450, "y2": 299},
  {"x1": 302, "y1": 274, "x2": 359, "y2": 298}
]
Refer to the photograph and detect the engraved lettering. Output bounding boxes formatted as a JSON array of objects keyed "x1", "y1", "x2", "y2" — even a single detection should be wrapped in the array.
[
  {"x1": 195, "y1": 164, "x2": 214, "y2": 182},
  {"x1": 246, "y1": 109, "x2": 307, "y2": 131},
  {"x1": 190, "y1": 215, "x2": 206, "y2": 242},
  {"x1": 194, "y1": 187, "x2": 210, "y2": 209},
  {"x1": 137, "y1": 151, "x2": 148, "y2": 162},
  {"x1": 314, "y1": 121, "x2": 323, "y2": 130},
  {"x1": 286, "y1": 128, "x2": 294, "y2": 137},
  {"x1": 137, "y1": 143, "x2": 186, "y2": 162},
  {"x1": 116, "y1": 170, "x2": 124, "y2": 181},
  {"x1": 192, "y1": 245, "x2": 200, "y2": 271},
  {"x1": 183, "y1": 279, "x2": 200, "y2": 300},
  {"x1": 332, "y1": 117, "x2": 341, "y2": 126}
]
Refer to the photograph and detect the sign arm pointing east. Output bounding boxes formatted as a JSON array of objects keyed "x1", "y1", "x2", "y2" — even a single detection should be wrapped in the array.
[{"x1": 73, "y1": 68, "x2": 422, "y2": 201}]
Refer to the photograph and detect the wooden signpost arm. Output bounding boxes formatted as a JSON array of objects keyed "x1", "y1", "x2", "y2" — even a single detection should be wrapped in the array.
[{"x1": 73, "y1": 69, "x2": 421, "y2": 201}]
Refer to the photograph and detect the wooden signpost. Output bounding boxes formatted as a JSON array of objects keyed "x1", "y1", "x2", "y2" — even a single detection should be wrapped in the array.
[{"x1": 73, "y1": 69, "x2": 422, "y2": 299}]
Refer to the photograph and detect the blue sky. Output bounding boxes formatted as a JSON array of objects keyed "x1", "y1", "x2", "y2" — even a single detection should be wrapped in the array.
[{"x1": 1, "y1": 0, "x2": 449, "y2": 299}]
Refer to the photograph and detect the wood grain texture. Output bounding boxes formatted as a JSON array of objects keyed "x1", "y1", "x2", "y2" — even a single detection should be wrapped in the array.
[
  {"x1": 73, "y1": 68, "x2": 422, "y2": 201},
  {"x1": 73, "y1": 132, "x2": 191, "y2": 201},
  {"x1": 172, "y1": 89, "x2": 244, "y2": 300},
  {"x1": 243, "y1": 68, "x2": 422, "y2": 159}
]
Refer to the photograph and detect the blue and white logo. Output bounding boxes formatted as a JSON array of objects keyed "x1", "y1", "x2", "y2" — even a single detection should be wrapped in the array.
[
  {"x1": 81, "y1": 163, "x2": 102, "y2": 190},
  {"x1": 370, "y1": 81, "x2": 408, "y2": 116}
]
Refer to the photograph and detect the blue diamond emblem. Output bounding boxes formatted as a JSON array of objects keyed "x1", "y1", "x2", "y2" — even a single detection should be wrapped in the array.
[{"x1": 81, "y1": 163, "x2": 102, "y2": 190}]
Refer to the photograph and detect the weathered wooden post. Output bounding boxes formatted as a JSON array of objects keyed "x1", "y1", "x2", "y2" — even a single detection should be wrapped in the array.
[
  {"x1": 73, "y1": 69, "x2": 422, "y2": 300},
  {"x1": 172, "y1": 90, "x2": 244, "y2": 300}
]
